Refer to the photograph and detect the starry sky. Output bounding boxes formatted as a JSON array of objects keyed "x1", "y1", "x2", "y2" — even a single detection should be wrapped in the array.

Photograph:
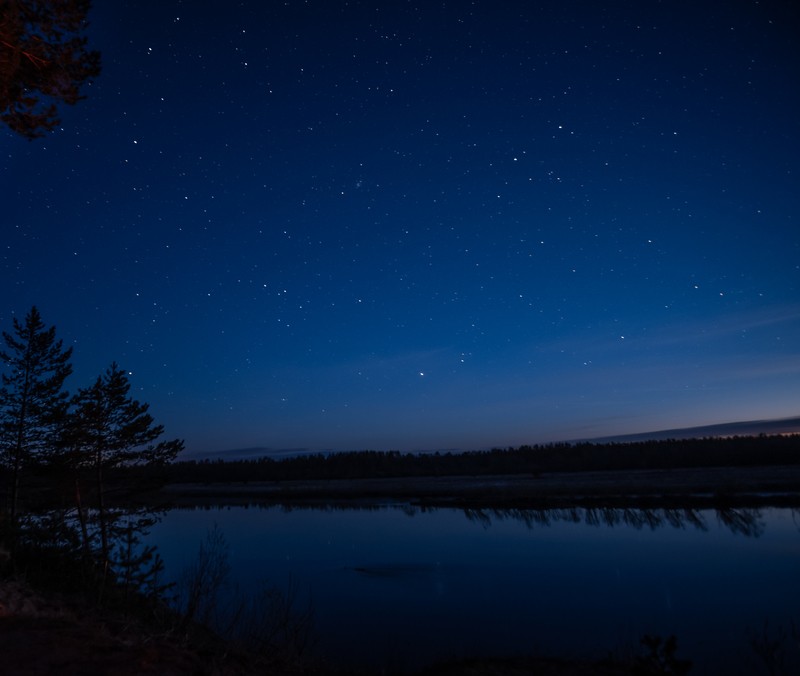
[{"x1": 3, "y1": 0, "x2": 799, "y2": 456}]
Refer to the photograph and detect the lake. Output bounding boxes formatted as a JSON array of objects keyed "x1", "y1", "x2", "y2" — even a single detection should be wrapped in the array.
[{"x1": 150, "y1": 504, "x2": 800, "y2": 673}]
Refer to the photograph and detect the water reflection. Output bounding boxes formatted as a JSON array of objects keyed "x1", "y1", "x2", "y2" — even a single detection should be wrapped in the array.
[
  {"x1": 463, "y1": 505, "x2": 764, "y2": 536},
  {"x1": 173, "y1": 501, "x2": 767, "y2": 536},
  {"x1": 715, "y1": 508, "x2": 765, "y2": 537},
  {"x1": 152, "y1": 504, "x2": 798, "y2": 674}
]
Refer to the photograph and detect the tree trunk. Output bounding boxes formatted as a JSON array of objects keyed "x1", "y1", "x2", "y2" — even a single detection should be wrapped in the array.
[
  {"x1": 9, "y1": 389, "x2": 28, "y2": 524},
  {"x1": 95, "y1": 447, "x2": 109, "y2": 600},
  {"x1": 74, "y1": 478, "x2": 91, "y2": 565}
]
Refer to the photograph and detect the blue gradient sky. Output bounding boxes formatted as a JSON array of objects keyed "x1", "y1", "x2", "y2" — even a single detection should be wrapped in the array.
[{"x1": 3, "y1": 0, "x2": 799, "y2": 454}]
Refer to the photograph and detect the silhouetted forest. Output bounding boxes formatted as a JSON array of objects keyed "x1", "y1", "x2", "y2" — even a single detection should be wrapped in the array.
[
  {"x1": 1, "y1": 307, "x2": 181, "y2": 605},
  {"x1": 163, "y1": 433, "x2": 800, "y2": 484}
]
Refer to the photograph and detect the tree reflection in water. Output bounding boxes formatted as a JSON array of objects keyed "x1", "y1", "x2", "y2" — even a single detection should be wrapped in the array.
[
  {"x1": 174, "y1": 500, "x2": 770, "y2": 537},
  {"x1": 461, "y1": 505, "x2": 764, "y2": 536}
]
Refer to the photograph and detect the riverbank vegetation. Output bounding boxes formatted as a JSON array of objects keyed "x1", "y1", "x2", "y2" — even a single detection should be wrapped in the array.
[
  {"x1": 165, "y1": 434, "x2": 800, "y2": 485},
  {"x1": 0, "y1": 308, "x2": 314, "y2": 674},
  {"x1": 0, "y1": 307, "x2": 182, "y2": 599}
]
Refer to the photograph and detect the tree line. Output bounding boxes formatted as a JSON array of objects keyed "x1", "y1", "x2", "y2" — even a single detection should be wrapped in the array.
[
  {"x1": 166, "y1": 433, "x2": 800, "y2": 484},
  {"x1": 0, "y1": 306, "x2": 182, "y2": 600}
]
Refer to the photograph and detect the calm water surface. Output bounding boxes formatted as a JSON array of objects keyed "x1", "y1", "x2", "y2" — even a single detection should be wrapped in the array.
[{"x1": 151, "y1": 505, "x2": 800, "y2": 673}]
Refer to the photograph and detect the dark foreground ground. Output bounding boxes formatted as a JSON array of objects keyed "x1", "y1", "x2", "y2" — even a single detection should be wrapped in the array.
[
  {"x1": 0, "y1": 577, "x2": 669, "y2": 675},
  {"x1": 0, "y1": 576, "x2": 671, "y2": 675}
]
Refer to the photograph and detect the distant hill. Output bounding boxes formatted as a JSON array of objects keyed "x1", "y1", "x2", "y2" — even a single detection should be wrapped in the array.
[
  {"x1": 577, "y1": 416, "x2": 800, "y2": 444},
  {"x1": 181, "y1": 415, "x2": 800, "y2": 462}
]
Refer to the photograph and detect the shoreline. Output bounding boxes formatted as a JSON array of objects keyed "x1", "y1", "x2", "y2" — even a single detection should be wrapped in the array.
[{"x1": 156, "y1": 464, "x2": 800, "y2": 508}]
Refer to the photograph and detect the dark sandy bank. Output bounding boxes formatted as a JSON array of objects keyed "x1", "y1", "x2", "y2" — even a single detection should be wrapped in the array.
[
  {"x1": 158, "y1": 465, "x2": 800, "y2": 507},
  {"x1": 0, "y1": 578, "x2": 677, "y2": 675}
]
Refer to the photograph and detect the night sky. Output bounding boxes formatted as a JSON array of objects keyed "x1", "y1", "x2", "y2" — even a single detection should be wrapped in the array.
[{"x1": 3, "y1": 0, "x2": 799, "y2": 455}]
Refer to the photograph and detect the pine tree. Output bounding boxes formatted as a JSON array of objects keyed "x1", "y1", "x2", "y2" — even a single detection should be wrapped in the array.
[
  {"x1": 0, "y1": 306, "x2": 72, "y2": 527},
  {"x1": 115, "y1": 513, "x2": 173, "y2": 611},
  {"x1": 1, "y1": 0, "x2": 101, "y2": 138},
  {"x1": 69, "y1": 362, "x2": 183, "y2": 583}
]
